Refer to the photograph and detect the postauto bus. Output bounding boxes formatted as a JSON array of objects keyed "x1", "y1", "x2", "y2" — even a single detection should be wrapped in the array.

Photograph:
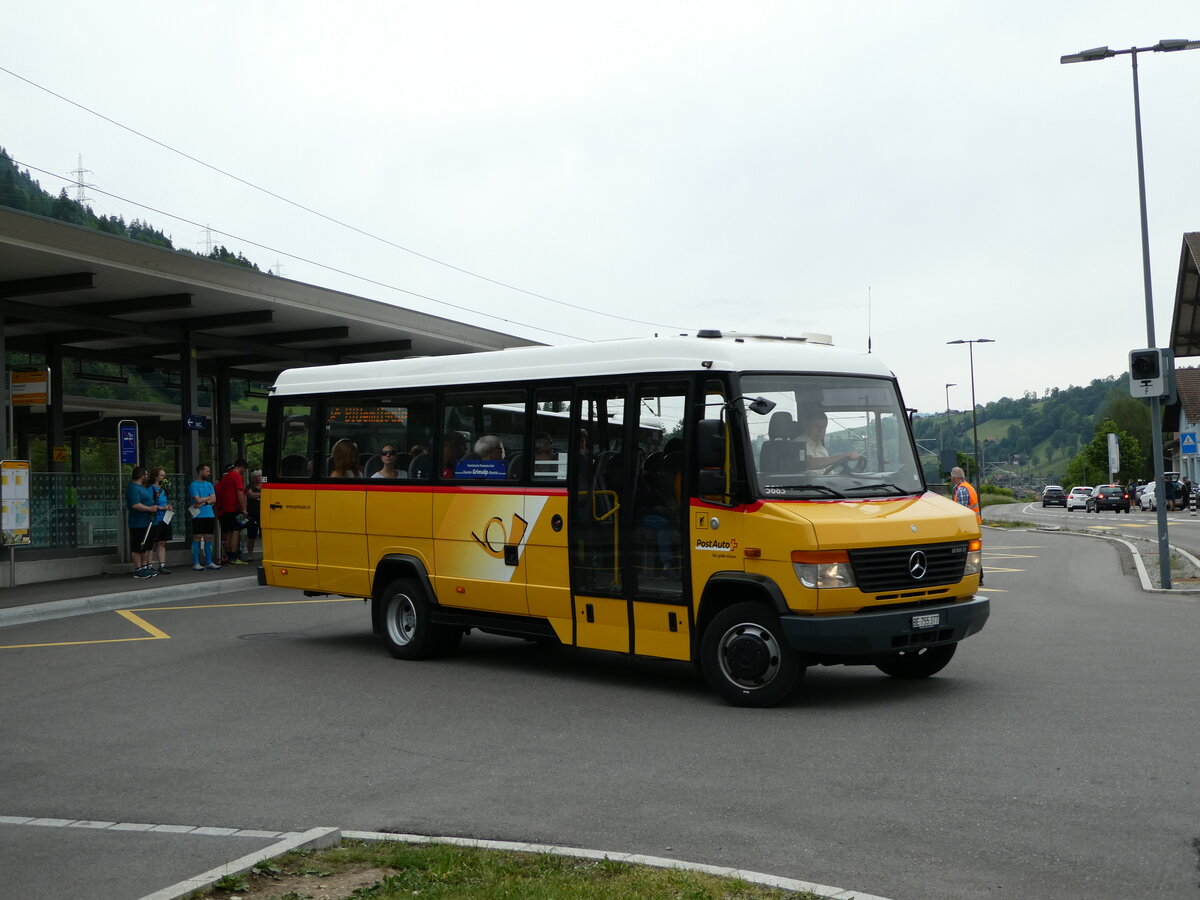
[{"x1": 259, "y1": 331, "x2": 988, "y2": 707}]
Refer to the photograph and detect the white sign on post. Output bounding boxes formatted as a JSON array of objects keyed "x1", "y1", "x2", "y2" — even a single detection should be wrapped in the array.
[{"x1": 1107, "y1": 433, "x2": 1120, "y2": 477}]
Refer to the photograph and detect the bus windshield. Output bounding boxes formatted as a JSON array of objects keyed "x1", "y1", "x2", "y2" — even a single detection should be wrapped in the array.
[{"x1": 740, "y1": 373, "x2": 923, "y2": 500}]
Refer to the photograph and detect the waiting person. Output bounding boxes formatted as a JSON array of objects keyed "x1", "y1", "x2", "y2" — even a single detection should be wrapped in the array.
[
  {"x1": 148, "y1": 467, "x2": 174, "y2": 574},
  {"x1": 373, "y1": 445, "x2": 403, "y2": 479},
  {"x1": 798, "y1": 408, "x2": 860, "y2": 470},
  {"x1": 329, "y1": 439, "x2": 360, "y2": 477},
  {"x1": 215, "y1": 459, "x2": 249, "y2": 566},
  {"x1": 189, "y1": 463, "x2": 220, "y2": 570},
  {"x1": 244, "y1": 469, "x2": 262, "y2": 559},
  {"x1": 125, "y1": 466, "x2": 158, "y2": 578}
]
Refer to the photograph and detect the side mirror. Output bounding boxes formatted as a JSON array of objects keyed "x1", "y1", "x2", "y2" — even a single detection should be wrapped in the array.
[{"x1": 747, "y1": 396, "x2": 776, "y2": 416}]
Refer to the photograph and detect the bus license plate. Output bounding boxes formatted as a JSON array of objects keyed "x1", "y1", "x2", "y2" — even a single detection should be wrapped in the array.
[{"x1": 912, "y1": 613, "x2": 941, "y2": 630}]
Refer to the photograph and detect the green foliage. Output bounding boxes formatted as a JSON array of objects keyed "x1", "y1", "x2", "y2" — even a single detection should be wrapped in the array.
[
  {"x1": 211, "y1": 873, "x2": 249, "y2": 892},
  {"x1": 979, "y1": 484, "x2": 1014, "y2": 497},
  {"x1": 1064, "y1": 418, "x2": 1142, "y2": 486}
]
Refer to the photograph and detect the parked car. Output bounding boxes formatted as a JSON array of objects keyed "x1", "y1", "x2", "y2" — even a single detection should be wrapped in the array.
[
  {"x1": 1138, "y1": 479, "x2": 1189, "y2": 511},
  {"x1": 1041, "y1": 485, "x2": 1067, "y2": 507},
  {"x1": 1087, "y1": 484, "x2": 1131, "y2": 513},
  {"x1": 1066, "y1": 486, "x2": 1093, "y2": 511}
]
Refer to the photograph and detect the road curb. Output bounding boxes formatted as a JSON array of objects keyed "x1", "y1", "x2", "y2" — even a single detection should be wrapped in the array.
[
  {"x1": 135, "y1": 826, "x2": 341, "y2": 900},
  {"x1": 0, "y1": 576, "x2": 259, "y2": 629}
]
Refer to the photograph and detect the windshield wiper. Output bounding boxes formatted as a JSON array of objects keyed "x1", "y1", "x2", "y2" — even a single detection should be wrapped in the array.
[
  {"x1": 763, "y1": 484, "x2": 847, "y2": 498},
  {"x1": 841, "y1": 482, "x2": 914, "y2": 496}
]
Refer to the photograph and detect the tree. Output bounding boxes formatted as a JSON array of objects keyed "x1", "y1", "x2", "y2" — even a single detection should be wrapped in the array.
[{"x1": 1064, "y1": 419, "x2": 1141, "y2": 487}]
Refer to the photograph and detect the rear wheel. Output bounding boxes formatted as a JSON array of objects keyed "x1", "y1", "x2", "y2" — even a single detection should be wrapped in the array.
[
  {"x1": 876, "y1": 643, "x2": 956, "y2": 679},
  {"x1": 381, "y1": 577, "x2": 460, "y2": 660},
  {"x1": 700, "y1": 602, "x2": 802, "y2": 707}
]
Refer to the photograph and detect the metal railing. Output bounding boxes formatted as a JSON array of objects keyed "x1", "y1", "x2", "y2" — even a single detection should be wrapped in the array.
[{"x1": 29, "y1": 472, "x2": 186, "y2": 551}]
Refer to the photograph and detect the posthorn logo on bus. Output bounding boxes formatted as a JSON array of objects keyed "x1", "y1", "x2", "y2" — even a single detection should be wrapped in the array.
[{"x1": 908, "y1": 550, "x2": 928, "y2": 580}]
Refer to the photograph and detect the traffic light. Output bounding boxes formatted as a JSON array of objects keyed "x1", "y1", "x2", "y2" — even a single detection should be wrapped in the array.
[{"x1": 1129, "y1": 348, "x2": 1169, "y2": 398}]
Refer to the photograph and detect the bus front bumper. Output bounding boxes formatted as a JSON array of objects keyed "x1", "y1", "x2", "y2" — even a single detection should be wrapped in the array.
[{"x1": 779, "y1": 595, "x2": 990, "y2": 657}]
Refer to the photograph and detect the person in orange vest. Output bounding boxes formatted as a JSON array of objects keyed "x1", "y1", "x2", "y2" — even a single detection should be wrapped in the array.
[
  {"x1": 951, "y1": 466, "x2": 983, "y2": 584},
  {"x1": 950, "y1": 466, "x2": 981, "y2": 523}
]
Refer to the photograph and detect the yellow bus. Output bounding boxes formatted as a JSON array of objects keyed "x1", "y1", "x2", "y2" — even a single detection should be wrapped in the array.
[{"x1": 259, "y1": 331, "x2": 988, "y2": 706}]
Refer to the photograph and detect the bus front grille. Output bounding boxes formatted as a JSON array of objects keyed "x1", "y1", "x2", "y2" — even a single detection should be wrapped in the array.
[{"x1": 848, "y1": 542, "x2": 968, "y2": 593}]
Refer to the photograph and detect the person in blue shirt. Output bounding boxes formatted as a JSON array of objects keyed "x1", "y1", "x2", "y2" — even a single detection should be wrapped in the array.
[
  {"x1": 189, "y1": 463, "x2": 220, "y2": 570},
  {"x1": 125, "y1": 466, "x2": 159, "y2": 578},
  {"x1": 148, "y1": 467, "x2": 175, "y2": 574}
]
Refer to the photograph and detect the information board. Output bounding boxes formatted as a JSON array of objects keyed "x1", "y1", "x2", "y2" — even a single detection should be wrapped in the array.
[{"x1": 1, "y1": 460, "x2": 32, "y2": 546}]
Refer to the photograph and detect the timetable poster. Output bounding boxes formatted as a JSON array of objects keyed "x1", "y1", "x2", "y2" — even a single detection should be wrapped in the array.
[{"x1": 1, "y1": 460, "x2": 32, "y2": 546}]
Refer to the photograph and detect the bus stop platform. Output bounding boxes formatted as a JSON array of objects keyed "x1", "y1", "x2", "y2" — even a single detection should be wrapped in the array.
[{"x1": 0, "y1": 563, "x2": 260, "y2": 628}]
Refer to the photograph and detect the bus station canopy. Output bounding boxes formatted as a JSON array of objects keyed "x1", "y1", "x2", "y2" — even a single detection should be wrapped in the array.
[{"x1": 0, "y1": 206, "x2": 538, "y2": 384}]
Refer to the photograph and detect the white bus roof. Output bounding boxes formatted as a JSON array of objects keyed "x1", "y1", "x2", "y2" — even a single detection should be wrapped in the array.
[{"x1": 270, "y1": 332, "x2": 896, "y2": 397}]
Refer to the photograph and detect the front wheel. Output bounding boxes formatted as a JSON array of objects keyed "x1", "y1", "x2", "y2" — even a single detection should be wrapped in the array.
[
  {"x1": 875, "y1": 643, "x2": 956, "y2": 679},
  {"x1": 700, "y1": 602, "x2": 803, "y2": 707},
  {"x1": 380, "y1": 577, "x2": 461, "y2": 660}
]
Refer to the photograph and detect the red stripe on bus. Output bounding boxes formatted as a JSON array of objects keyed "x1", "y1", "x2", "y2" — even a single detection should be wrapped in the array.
[{"x1": 262, "y1": 481, "x2": 567, "y2": 497}]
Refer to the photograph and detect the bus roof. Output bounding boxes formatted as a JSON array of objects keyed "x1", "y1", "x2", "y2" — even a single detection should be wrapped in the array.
[{"x1": 270, "y1": 332, "x2": 896, "y2": 397}]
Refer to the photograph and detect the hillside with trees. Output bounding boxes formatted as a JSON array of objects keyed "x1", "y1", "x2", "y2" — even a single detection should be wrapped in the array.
[
  {"x1": 0, "y1": 146, "x2": 261, "y2": 270},
  {"x1": 911, "y1": 374, "x2": 1155, "y2": 489}
]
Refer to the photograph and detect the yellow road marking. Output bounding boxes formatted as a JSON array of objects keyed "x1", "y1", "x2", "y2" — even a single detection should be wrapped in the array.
[{"x1": 0, "y1": 596, "x2": 359, "y2": 652}]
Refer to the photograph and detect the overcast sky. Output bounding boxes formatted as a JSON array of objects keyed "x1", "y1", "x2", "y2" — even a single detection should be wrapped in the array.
[{"x1": 4, "y1": 1, "x2": 1200, "y2": 415}]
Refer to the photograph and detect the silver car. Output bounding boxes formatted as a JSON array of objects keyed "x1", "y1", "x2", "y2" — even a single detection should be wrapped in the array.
[{"x1": 1066, "y1": 486, "x2": 1093, "y2": 511}]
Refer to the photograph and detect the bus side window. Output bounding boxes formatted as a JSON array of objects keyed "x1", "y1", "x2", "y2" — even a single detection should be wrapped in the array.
[{"x1": 278, "y1": 404, "x2": 314, "y2": 479}]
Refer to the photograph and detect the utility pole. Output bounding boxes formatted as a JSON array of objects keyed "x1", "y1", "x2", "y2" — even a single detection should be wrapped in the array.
[{"x1": 68, "y1": 154, "x2": 94, "y2": 205}]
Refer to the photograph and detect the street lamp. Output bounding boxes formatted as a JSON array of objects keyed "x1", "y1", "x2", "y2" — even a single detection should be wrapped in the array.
[
  {"x1": 947, "y1": 339, "x2": 994, "y2": 480},
  {"x1": 1061, "y1": 38, "x2": 1200, "y2": 589}
]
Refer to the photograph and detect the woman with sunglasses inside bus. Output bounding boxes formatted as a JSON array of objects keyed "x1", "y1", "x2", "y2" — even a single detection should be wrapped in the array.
[{"x1": 372, "y1": 444, "x2": 402, "y2": 479}]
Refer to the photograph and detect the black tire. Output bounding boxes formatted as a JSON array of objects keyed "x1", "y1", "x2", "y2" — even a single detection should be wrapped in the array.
[
  {"x1": 380, "y1": 577, "x2": 459, "y2": 660},
  {"x1": 700, "y1": 601, "x2": 803, "y2": 707},
  {"x1": 875, "y1": 643, "x2": 956, "y2": 679}
]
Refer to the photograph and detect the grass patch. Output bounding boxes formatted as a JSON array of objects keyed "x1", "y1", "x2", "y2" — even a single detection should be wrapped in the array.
[
  {"x1": 191, "y1": 840, "x2": 826, "y2": 899},
  {"x1": 987, "y1": 519, "x2": 1035, "y2": 529}
]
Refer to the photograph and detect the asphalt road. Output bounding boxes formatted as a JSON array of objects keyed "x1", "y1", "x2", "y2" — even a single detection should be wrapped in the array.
[
  {"x1": 2, "y1": 533, "x2": 1198, "y2": 900},
  {"x1": 987, "y1": 498, "x2": 1200, "y2": 566}
]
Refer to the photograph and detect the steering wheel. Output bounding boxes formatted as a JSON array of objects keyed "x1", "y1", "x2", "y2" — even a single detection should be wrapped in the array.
[{"x1": 822, "y1": 455, "x2": 867, "y2": 475}]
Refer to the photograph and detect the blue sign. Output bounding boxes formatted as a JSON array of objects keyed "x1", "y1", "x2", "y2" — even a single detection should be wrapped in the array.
[
  {"x1": 185, "y1": 415, "x2": 208, "y2": 431},
  {"x1": 119, "y1": 422, "x2": 139, "y2": 465},
  {"x1": 1182, "y1": 432, "x2": 1198, "y2": 456}
]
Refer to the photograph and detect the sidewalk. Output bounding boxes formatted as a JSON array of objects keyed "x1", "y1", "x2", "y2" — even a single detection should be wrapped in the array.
[{"x1": 0, "y1": 560, "x2": 261, "y2": 628}]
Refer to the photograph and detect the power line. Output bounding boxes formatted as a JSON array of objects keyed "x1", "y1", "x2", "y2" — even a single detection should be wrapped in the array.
[
  {"x1": 9, "y1": 158, "x2": 589, "y2": 342},
  {"x1": 0, "y1": 63, "x2": 689, "y2": 332}
]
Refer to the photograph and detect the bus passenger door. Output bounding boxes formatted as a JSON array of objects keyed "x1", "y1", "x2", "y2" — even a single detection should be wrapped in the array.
[{"x1": 570, "y1": 385, "x2": 629, "y2": 651}]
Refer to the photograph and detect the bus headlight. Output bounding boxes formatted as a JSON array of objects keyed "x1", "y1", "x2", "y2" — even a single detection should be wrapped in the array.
[
  {"x1": 791, "y1": 550, "x2": 856, "y2": 589},
  {"x1": 964, "y1": 539, "x2": 983, "y2": 576}
]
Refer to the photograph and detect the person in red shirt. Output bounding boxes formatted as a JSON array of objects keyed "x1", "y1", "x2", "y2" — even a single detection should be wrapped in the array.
[{"x1": 215, "y1": 459, "x2": 249, "y2": 565}]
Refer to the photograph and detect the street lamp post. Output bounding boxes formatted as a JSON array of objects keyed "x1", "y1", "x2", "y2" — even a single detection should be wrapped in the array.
[
  {"x1": 1062, "y1": 38, "x2": 1200, "y2": 589},
  {"x1": 947, "y1": 339, "x2": 994, "y2": 481}
]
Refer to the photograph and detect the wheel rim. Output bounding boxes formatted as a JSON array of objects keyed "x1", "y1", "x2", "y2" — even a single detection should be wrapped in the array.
[
  {"x1": 386, "y1": 594, "x2": 417, "y2": 646},
  {"x1": 717, "y1": 621, "x2": 782, "y2": 689}
]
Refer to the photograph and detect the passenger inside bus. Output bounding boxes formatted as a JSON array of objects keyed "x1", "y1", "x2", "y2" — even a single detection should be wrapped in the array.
[
  {"x1": 440, "y1": 433, "x2": 468, "y2": 478},
  {"x1": 329, "y1": 439, "x2": 361, "y2": 477},
  {"x1": 371, "y1": 445, "x2": 403, "y2": 479}
]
